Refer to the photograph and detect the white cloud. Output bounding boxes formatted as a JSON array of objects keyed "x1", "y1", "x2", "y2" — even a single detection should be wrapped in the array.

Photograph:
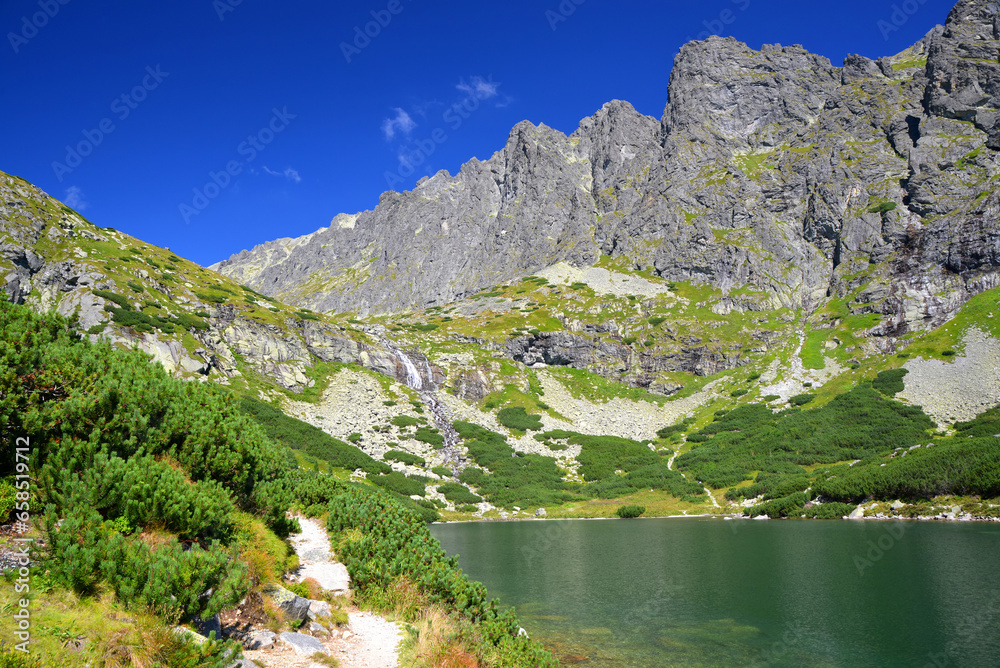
[
  {"x1": 63, "y1": 186, "x2": 88, "y2": 211},
  {"x1": 456, "y1": 75, "x2": 500, "y2": 100},
  {"x1": 381, "y1": 107, "x2": 417, "y2": 141},
  {"x1": 263, "y1": 166, "x2": 302, "y2": 183}
]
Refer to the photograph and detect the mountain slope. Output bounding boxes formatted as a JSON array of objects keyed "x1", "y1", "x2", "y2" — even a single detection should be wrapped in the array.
[{"x1": 0, "y1": 170, "x2": 395, "y2": 391}]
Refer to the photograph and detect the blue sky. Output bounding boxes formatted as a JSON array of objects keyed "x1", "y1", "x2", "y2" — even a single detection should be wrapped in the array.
[{"x1": 1, "y1": 0, "x2": 957, "y2": 266}]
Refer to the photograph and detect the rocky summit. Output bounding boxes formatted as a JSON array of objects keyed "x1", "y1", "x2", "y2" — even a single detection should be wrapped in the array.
[{"x1": 215, "y1": 0, "x2": 999, "y2": 346}]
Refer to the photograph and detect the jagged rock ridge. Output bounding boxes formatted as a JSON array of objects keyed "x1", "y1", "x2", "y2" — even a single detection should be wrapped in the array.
[{"x1": 214, "y1": 0, "x2": 1000, "y2": 346}]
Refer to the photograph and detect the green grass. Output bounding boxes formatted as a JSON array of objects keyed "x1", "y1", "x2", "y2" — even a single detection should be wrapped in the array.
[{"x1": 800, "y1": 329, "x2": 829, "y2": 370}]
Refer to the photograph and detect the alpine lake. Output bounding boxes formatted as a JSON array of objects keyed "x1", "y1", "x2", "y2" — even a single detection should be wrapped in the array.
[{"x1": 431, "y1": 517, "x2": 1000, "y2": 667}]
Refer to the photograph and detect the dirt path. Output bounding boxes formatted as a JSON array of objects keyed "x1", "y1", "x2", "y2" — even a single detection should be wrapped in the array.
[{"x1": 245, "y1": 517, "x2": 402, "y2": 668}]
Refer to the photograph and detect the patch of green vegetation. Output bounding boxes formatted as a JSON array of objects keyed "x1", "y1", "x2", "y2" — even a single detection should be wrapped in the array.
[
  {"x1": 872, "y1": 368, "x2": 908, "y2": 396},
  {"x1": 414, "y1": 426, "x2": 444, "y2": 447},
  {"x1": 789, "y1": 393, "x2": 815, "y2": 406},
  {"x1": 454, "y1": 422, "x2": 578, "y2": 509},
  {"x1": 616, "y1": 504, "x2": 646, "y2": 519},
  {"x1": 384, "y1": 450, "x2": 426, "y2": 467},
  {"x1": 366, "y1": 471, "x2": 426, "y2": 497},
  {"x1": 868, "y1": 201, "x2": 897, "y2": 214},
  {"x1": 800, "y1": 329, "x2": 829, "y2": 370},
  {"x1": 497, "y1": 406, "x2": 544, "y2": 432},
  {"x1": 891, "y1": 56, "x2": 927, "y2": 70},
  {"x1": 437, "y1": 482, "x2": 483, "y2": 505},
  {"x1": 677, "y1": 386, "x2": 935, "y2": 490},
  {"x1": 391, "y1": 415, "x2": 422, "y2": 429}
]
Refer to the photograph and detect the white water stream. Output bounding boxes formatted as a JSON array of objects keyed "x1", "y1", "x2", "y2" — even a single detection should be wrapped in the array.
[{"x1": 376, "y1": 334, "x2": 465, "y2": 474}]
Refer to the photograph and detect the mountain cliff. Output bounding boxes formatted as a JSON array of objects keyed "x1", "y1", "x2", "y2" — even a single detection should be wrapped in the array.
[{"x1": 214, "y1": 0, "x2": 1000, "y2": 352}]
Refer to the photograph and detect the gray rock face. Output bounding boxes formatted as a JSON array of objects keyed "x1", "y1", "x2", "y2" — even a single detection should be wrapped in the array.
[{"x1": 214, "y1": 0, "x2": 1000, "y2": 346}]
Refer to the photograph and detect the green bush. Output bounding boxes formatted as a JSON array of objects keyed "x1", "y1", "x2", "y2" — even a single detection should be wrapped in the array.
[
  {"x1": 195, "y1": 292, "x2": 228, "y2": 304},
  {"x1": 648, "y1": 317, "x2": 667, "y2": 327},
  {"x1": 93, "y1": 290, "x2": 133, "y2": 310},
  {"x1": 432, "y1": 466, "x2": 452, "y2": 478},
  {"x1": 616, "y1": 504, "x2": 646, "y2": 518},
  {"x1": 731, "y1": 389, "x2": 748, "y2": 398},
  {"x1": 454, "y1": 422, "x2": 576, "y2": 509},
  {"x1": 348, "y1": 432, "x2": 362, "y2": 443},
  {"x1": 677, "y1": 387, "x2": 935, "y2": 490},
  {"x1": 385, "y1": 450, "x2": 426, "y2": 467},
  {"x1": 391, "y1": 415, "x2": 421, "y2": 428},
  {"x1": 872, "y1": 369, "x2": 908, "y2": 396},
  {"x1": 438, "y1": 483, "x2": 483, "y2": 505},
  {"x1": 0, "y1": 478, "x2": 14, "y2": 522},
  {"x1": 411, "y1": 427, "x2": 442, "y2": 448},
  {"x1": 326, "y1": 486, "x2": 557, "y2": 666},
  {"x1": 366, "y1": 471, "x2": 426, "y2": 497},
  {"x1": 497, "y1": 407, "x2": 543, "y2": 432},
  {"x1": 789, "y1": 393, "x2": 815, "y2": 406},
  {"x1": 173, "y1": 313, "x2": 210, "y2": 331}
]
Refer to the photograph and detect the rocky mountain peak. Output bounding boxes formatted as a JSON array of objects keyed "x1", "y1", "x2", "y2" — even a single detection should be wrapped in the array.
[{"x1": 212, "y1": 0, "x2": 999, "y2": 348}]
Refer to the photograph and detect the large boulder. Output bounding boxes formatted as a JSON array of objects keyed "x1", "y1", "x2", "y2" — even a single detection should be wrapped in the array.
[
  {"x1": 261, "y1": 583, "x2": 311, "y2": 622},
  {"x1": 279, "y1": 632, "x2": 328, "y2": 656}
]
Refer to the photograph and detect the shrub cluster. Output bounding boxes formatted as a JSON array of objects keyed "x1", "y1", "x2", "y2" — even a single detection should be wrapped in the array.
[
  {"x1": 454, "y1": 422, "x2": 576, "y2": 508},
  {"x1": 326, "y1": 485, "x2": 557, "y2": 666},
  {"x1": 0, "y1": 301, "x2": 293, "y2": 627},
  {"x1": 616, "y1": 505, "x2": 646, "y2": 518},
  {"x1": 437, "y1": 483, "x2": 483, "y2": 505},
  {"x1": 385, "y1": 450, "x2": 426, "y2": 467},
  {"x1": 677, "y1": 387, "x2": 935, "y2": 489},
  {"x1": 497, "y1": 407, "x2": 544, "y2": 432}
]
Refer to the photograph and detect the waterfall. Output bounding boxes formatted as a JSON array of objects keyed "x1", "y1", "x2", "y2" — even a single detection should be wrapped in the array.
[
  {"x1": 394, "y1": 349, "x2": 423, "y2": 391},
  {"x1": 375, "y1": 332, "x2": 466, "y2": 475}
]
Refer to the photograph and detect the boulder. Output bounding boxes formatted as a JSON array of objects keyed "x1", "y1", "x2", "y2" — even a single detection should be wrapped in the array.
[
  {"x1": 193, "y1": 614, "x2": 222, "y2": 641},
  {"x1": 307, "y1": 599, "x2": 332, "y2": 620},
  {"x1": 308, "y1": 621, "x2": 330, "y2": 636},
  {"x1": 279, "y1": 632, "x2": 328, "y2": 656},
  {"x1": 245, "y1": 630, "x2": 276, "y2": 650},
  {"x1": 262, "y1": 583, "x2": 311, "y2": 622}
]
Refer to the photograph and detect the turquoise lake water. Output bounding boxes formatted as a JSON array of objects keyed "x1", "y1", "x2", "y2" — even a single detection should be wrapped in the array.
[{"x1": 431, "y1": 518, "x2": 1000, "y2": 667}]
